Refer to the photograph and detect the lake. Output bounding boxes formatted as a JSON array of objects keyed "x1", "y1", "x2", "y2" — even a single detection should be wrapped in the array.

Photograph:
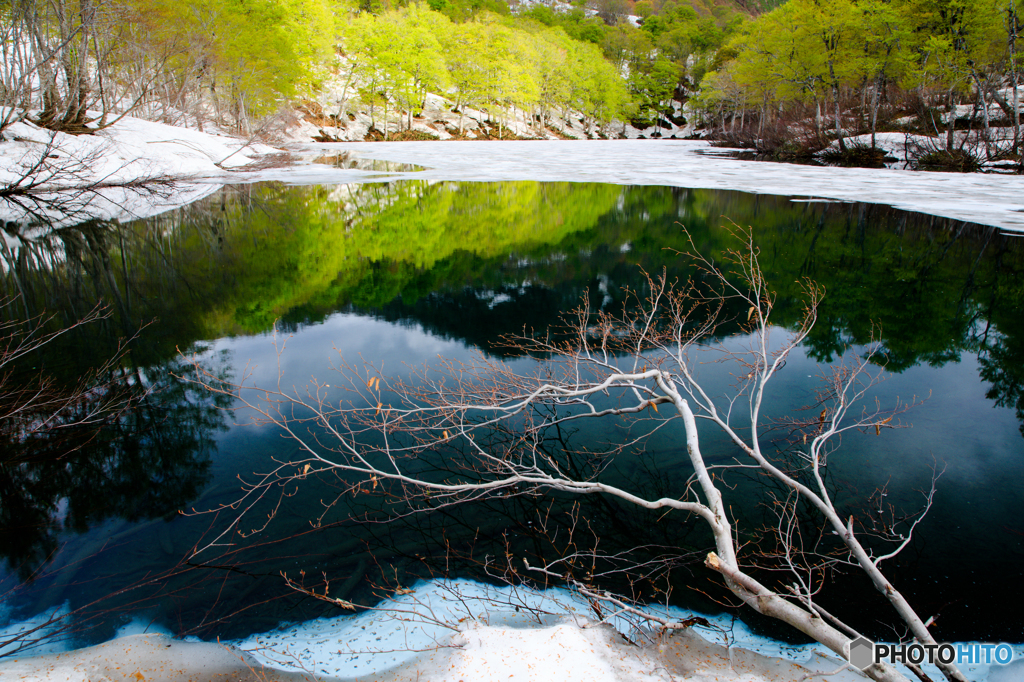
[{"x1": 1, "y1": 180, "x2": 1021, "y2": 654}]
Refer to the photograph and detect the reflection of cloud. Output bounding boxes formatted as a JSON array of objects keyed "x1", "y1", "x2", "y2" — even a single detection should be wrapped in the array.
[{"x1": 206, "y1": 313, "x2": 477, "y2": 394}]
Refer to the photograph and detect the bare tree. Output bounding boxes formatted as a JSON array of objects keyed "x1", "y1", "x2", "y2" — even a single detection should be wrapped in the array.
[
  {"x1": 0, "y1": 129, "x2": 186, "y2": 230},
  {"x1": 183, "y1": 228, "x2": 965, "y2": 682},
  {"x1": 0, "y1": 0, "x2": 175, "y2": 136}
]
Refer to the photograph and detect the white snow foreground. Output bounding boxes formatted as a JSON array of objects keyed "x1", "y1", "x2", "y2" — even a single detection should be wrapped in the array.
[{"x1": 3, "y1": 580, "x2": 1022, "y2": 681}]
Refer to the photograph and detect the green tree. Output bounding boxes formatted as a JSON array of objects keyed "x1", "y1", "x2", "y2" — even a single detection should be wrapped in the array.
[
  {"x1": 474, "y1": 17, "x2": 541, "y2": 135},
  {"x1": 857, "y1": 0, "x2": 914, "y2": 147},
  {"x1": 139, "y1": 0, "x2": 334, "y2": 130},
  {"x1": 344, "y1": 5, "x2": 449, "y2": 135},
  {"x1": 566, "y1": 39, "x2": 632, "y2": 132},
  {"x1": 903, "y1": 0, "x2": 1008, "y2": 151}
]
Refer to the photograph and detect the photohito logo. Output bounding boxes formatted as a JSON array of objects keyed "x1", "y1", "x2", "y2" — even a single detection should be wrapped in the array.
[{"x1": 845, "y1": 638, "x2": 1015, "y2": 670}]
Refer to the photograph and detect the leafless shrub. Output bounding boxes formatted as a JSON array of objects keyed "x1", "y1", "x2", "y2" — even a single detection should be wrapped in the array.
[{"x1": 181, "y1": 227, "x2": 966, "y2": 682}]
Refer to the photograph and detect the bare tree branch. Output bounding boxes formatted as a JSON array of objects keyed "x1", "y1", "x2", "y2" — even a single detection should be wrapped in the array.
[{"x1": 180, "y1": 226, "x2": 964, "y2": 682}]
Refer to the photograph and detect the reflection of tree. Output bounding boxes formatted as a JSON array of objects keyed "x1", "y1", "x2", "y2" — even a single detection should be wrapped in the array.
[
  {"x1": 4, "y1": 181, "x2": 630, "y2": 348},
  {"x1": 981, "y1": 340, "x2": 1024, "y2": 436},
  {"x1": 1, "y1": 218, "x2": 200, "y2": 374},
  {"x1": 1, "y1": 216, "x2": 229, "y2": 580},
  {"x1": 9, "y1": 183, "x2": 1024, "y2": 375},
  {"x1": 0, "y1": 351, "x2": 225, "y2": 580},
  {"x1": 354, "y1": 193, "x2": 1024, "y2": 374},
  {"x1": 977, "y1": 261, "x2": 1024, "y2": 436},
  {"x1": 7, "y1": 181, "x2": 1023, "y2": 430}
]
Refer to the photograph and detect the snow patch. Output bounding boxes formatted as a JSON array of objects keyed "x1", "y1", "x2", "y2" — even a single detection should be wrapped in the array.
[
  {"x1": 0, "y1": 603, "x2": 73, "y2": 658},
  {"x1": 448, "y1": 623, "x2": 666, "y2": 682},
  {"x1": 3, "y1": 580, "x2": 1022, "y2": 681},
  {"x1": 276, "y1": 139, "x2": 1024, "y2": 233},
  {"x1": 0, "y1": 111, "x2": 280, "y2": 190}
]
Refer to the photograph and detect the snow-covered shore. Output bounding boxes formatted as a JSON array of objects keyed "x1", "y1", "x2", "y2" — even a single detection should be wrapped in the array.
[
  {"x1": 5, "y1": 115, "x2": 1024, "y2": 233},
  {"x1": 0, "y1": 115, "x2": 282, "y2": 229},
  {"x1": 3, "y1": 115, "x2": 1023, "y2": 232},
  {"x1": 3, "y1": 579, "x2": 1022, "y2": 682},
  {"x1": 0, "y1": 115, "x2": 281, "y2": 187}
]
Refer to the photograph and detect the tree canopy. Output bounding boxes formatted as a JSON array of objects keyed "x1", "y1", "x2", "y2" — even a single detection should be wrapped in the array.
[{"x1": 697, "y1": 0, "x2": 1022, "y2": 153}]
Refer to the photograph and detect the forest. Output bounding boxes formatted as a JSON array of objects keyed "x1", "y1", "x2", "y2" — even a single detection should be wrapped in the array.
[
  {"x1": 700, "y1": 0, "x2": 1022, "y2": 168},
  {"x1": 0, "y1": 0, "x2": 1021, "y2": 157}
]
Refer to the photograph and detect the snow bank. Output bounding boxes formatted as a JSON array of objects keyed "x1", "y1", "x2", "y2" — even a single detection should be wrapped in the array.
[
  {"x1": 0, "y1": 113, "x2": 283, "y2": 228},
  {"x1": 0, "y1": 113, "x2": 280, "y2": 189},
  {"x1": 228, "y1": 579, "x2": 1021, "y2": 682},
  {"x1": 5, "y1": 579, "x2": 1021, "y2": 681},
  {"x1": 448, "y1": 623, "x2": 658, "y2": 682}
]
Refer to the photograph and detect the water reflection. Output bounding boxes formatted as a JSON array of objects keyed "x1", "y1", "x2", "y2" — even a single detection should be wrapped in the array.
[
  {"x1": 308, "y1": 152, "x2": 425, "y2": 173},
  {"x1": 0, "y1": 181, "x2": 1021, "y2": 646},
  {"x1": 0, "y1": 356, "x2": 222, "y2": 581}
]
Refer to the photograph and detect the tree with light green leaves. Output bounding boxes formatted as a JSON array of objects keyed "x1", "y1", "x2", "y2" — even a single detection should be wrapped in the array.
[
  {"x1": 334, "y1": 1, "x2": 635, "y2": 138},
  {"x1": 138, "y1": 0, "x2": 334, "y2": 130},
  {"x1": 525, "y1": 27, "x2": 573, "y2": 131},
  {"x1": 565, "y1": 39, "x2": 632, "y2": 134},
  {"x1": 729, "y1": 0, "x2": 865, "y2": 147},
  {"x1": 903, "y1": 0, "x2": 1011, "y2": 152},
  {"x1": 441, "y1": 20, "x2": 491, "y2": 134},
  {"x1": 475, "y1": 18, "x2": 541, "y2": 136},
  {"x1": 699, "y1": 0, "x2": 1020, "y2": 160},
  {"x1": 856, "y1": 0, "x2": 914, "y2": 148}
]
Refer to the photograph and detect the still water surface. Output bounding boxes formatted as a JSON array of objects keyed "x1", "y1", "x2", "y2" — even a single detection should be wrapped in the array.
[{"x1": 1, "y1": 181, "x2": 1021, "y2": 649}]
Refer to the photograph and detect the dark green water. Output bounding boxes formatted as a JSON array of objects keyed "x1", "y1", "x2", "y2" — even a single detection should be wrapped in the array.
[{"x1": 1, "y1": 181, "x2": 1021, "y2": 649}]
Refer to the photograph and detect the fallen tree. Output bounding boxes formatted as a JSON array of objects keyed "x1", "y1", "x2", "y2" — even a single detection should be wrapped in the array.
[{"x1": 184, "y1": 227, "x2": 963, "y2": 682}]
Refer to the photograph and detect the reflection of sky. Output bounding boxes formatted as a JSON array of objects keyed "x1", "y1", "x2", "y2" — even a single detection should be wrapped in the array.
[
  {"x1": 202, "y1": 312, "x2": 1022, "y2": 541},
  {"x1": 711, "y1": 330, "x2": 1022, "y2": 520},
  {"x1": 200, "y1": 313, "x2": 486, "y2": 477},
  {"x1": 210, "y1": 313, "x2": 477, "y2": 389}
]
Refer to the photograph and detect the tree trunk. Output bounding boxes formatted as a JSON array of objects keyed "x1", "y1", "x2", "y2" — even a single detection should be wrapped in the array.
[
  {"x1": 870, "y1": 76, "x2": 881, "y2": 149},
  {"x1": 1011, "y1": 0, "x2": 1021, "y2": 155},
  {"x1": 29, "y1": 14, "x2": 61, "y2": 129},
  {"x1": 67, "y1": 0, "x2": 95, "y2": 128},
  {"x1": 814, "y1": 97, "x2": 822, "y2": 140},
  {"x1": 860, "y1": 76, "x2": 868, "y2": 131},
  {"x1": 946, "y1": 89, "x2": 956, "y2": 152},
  {"x1": 833, "y1": 82, "x2": 845, "y2": 151},
  {"x1": 970, "y1": 69, "x2": 992, "y2": 159}
]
